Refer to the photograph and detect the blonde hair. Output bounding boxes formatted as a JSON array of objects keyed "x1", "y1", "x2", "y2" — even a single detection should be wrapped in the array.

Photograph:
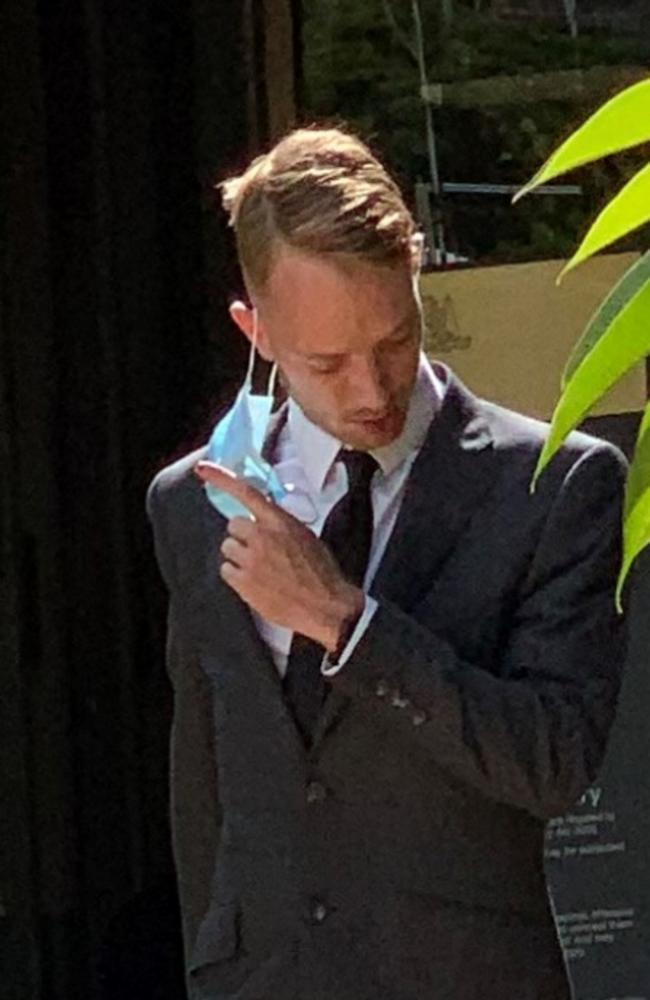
[{"x1": 219, "y1": 126, "x2": 419, "y2": 296}]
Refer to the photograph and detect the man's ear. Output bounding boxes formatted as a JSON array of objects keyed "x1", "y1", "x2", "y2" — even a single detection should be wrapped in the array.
[
  {"x1": 229, "y1": 300, "x2": 274, "y2": 361},
  {"x1": 410, "y1": 232, "x2": 424, "y2": 277}
]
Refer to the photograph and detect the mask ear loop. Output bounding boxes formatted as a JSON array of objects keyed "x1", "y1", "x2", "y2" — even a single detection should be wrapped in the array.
[
  {"x1": 266, "y1": 361, "x2": 278, "y2": 397},
  {"x1": 247, "y1": 307, "x2": 279, "y2": 395},
  {"x1": 246, "y1": 309, "x2": 286, "y2": 505},
  {"x1": 246, "y1": 307, "x2": 314, "y2": 525},
  {"x1": 263, "y1": 345, "x2": 318, "y2": 525},
  {"x1": 243, "y1": 307, "x2": 259, "y2": 389}
]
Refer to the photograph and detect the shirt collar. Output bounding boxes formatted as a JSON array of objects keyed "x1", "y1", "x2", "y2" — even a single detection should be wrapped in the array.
[{"x1": 286, "y1": 352, "x2": 445, "y2": 494}]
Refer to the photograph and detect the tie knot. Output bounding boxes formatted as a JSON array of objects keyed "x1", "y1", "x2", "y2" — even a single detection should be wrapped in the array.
[{"x1": 338, "y1": 449, "x2": 379, "y2": 491}]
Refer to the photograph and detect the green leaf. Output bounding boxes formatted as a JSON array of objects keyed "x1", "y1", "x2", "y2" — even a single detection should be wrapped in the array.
[
  {"x1": 513, "y1": 78, "x2": 650, "y2": 202},
  {"x1": 559, "y1": 164, "x2": 650, "y2": 278},
  {"x1": 532, "y1": 272, "x2": 650, "y2": 489},
  {"x1": 561, "y1": 251, "x2": 650, "y2": 388},
  {"x1": 623, "y1": 401, "x2": 650, "y2": 522},
  {"x1": 617, "y1": 402, "x2": 650, "y2": 610}
]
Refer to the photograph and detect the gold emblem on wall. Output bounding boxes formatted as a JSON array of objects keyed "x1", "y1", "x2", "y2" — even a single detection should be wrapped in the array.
[
  {"x1": 419, "y1": 254, "x2": 645, "y2": 420},
  {"x1": 421, "y1": 291, "x2": 473, "y2": 353}
]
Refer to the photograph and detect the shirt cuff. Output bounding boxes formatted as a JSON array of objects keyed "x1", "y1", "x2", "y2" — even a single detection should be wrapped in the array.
[{"x1": 321, "y1": 596, "x2": 379, "y2": 676}]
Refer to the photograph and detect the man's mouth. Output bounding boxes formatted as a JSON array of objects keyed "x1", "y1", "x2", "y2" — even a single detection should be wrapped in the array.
[{"x1": 349, "y1": 409, "x2": 400, "y2": 433}]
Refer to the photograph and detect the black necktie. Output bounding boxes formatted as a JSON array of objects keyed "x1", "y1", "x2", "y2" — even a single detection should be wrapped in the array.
[{"x1": 282, "y1": 450, "x2": 379, "y2": 746}]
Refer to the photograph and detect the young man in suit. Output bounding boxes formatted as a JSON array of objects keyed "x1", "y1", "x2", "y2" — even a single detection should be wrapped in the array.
[{"x1": 146, "y1": 127, "x2": 627, "y2": 999}]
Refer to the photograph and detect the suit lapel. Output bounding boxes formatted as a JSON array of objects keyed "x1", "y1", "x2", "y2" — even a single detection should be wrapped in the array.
[
  {"x1": 192, "y1": 404, "x2": 306, "y2": 750},
  {"x1": 371, "y1": 370, "x2": 495, "y2": 608},
  {"x1": 194, "y1": 480, "x2": 279, "y2": 674},
  {"x1": 196, "y1": 401, "x2": 289, "y2": 654},
  {"x1": 260, "y1": 403, "x2": 289, "y2": 464},
  {"x1": 312, "y1": 370, "x2": 496, "y2": 752}
]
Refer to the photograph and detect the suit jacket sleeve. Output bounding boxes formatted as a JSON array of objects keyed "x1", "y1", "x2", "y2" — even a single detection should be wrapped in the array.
[
  {"x1": 327, "y1": 442, "x2": 628, "y2": 820},
  {"x1": 146, "y1": 476, "x2": 223, "y2": 969}
]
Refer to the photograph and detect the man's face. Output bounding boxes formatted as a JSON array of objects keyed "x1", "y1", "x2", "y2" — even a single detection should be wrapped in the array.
[{"x1": 233, "y1": 246, "x2": 423, "y2": 450}]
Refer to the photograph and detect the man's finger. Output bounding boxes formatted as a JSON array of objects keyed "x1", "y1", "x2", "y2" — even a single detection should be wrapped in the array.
[
  {"x1": 228, "y1": 516, "x2": 256, "y2": 542},
  {"x1": 193, "y1": 461, "x2": 274, "y2": 521},
  {"x1": 220, "y1": 560, "x2": 245, "y2": 591},
  {"x1": 221, "y1": 536, "x2": 248, "y2": 567}
]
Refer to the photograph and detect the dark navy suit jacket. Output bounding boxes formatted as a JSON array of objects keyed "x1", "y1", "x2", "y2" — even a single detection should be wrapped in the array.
[{"x1": 146, "y1": 365, "x2": 627, "y2": 1000}]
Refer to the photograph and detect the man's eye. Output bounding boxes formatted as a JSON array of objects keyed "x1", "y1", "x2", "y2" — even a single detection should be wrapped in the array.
[
  {"x1": 381, "y1": 331, "x2": 412, "y2": 353},
  {"x1": 309, "y1": 360, "x2": 341, "y2": 374}
]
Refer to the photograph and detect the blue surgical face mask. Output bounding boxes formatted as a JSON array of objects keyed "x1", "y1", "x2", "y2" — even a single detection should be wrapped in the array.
[{"x1": 203, "y1": 310, "x2": 287, "y2": 519}]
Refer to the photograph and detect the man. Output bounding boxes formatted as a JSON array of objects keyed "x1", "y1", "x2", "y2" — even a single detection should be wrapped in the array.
[{"x1": 146, "y1": 127, "x2": 627, "y2": 1000}]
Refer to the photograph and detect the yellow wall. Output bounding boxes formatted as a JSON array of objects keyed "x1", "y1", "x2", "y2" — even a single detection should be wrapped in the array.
[{"x1": 420, "y1": 253, "x2": 646, "y2": 420}]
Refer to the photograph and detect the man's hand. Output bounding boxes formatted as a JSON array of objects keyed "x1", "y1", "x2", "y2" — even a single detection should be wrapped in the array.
[{"x1": 194, "y1": 461, "x2": 364, "y2": 652}]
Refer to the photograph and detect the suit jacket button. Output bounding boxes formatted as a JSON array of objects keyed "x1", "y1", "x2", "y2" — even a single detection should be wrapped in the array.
[
  {"x1": 391, "y1": 690, "x2": 410, "y2": 708},
  {"x1": 411, "y1": 709, "x2": 427, "y2": 726},
  {"x1": 311, "y1": 900, "x2": 328, "y2": 923},
  {"x1": 306, "y1": 780, "x2": 327, "y2": 803},
  {"x1": 375, "y1": 680, "x2": 389, "y2": 697}
]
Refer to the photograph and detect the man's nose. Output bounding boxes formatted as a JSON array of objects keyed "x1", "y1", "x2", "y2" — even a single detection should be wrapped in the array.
[{"x1": 350, "y1": 355, "x2": 391, "y2": 411}]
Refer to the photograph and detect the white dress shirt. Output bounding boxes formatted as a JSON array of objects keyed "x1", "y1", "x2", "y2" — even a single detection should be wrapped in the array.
[{"x1": 250, "y1": 352, "x2": 444, "y2": 676}]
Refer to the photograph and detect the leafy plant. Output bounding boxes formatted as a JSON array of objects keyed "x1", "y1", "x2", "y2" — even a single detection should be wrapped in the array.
[{"x1": 514, "y1": 79, "x2": 650, "y2": 608}]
